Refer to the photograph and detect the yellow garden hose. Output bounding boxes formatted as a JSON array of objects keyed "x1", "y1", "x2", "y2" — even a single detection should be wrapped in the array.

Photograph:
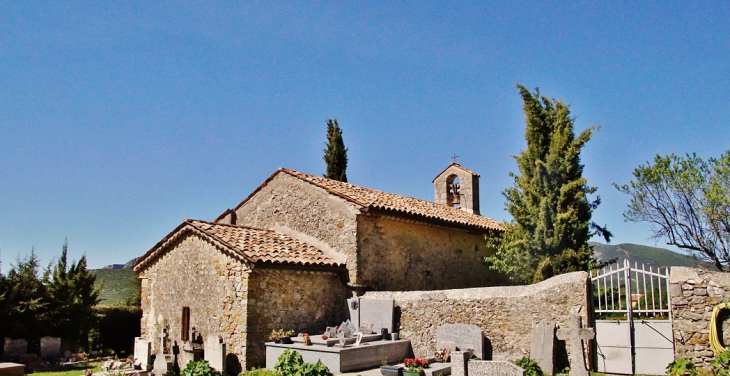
[{"x1": 710, "y1": 301, "x2": 730, "y2": 355}]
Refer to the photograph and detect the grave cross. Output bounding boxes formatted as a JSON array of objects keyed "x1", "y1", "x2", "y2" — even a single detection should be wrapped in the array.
[
  {"x1": 158, "y1": 328, "x2": 168, "y2": 354},
  {"x1": 556, "y1": 314, "x2": 594, "y2": 376}
]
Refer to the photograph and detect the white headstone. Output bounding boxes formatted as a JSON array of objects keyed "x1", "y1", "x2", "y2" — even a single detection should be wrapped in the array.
[
  {"x1": 204, "y1": 335, "x2": 226, "y2": 376},
  {"x1": 134, "y1": 337, "x2": 152, "y2": 371},
  {"x1": 359, "y1": 299, "x2": 394, "y2": 333}
]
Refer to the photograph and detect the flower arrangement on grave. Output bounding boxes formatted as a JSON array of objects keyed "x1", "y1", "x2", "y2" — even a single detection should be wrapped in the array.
[
  {"x1": 404, "y1": 358, "x2": 429, "y2": 372},
  {"x1": 434, "y1": 348, "x2": 451, "y2": 362},
  {"x1": 268, "y1": 329, "x2": 295, "y2": 342},
  {"x1": 322, "y1": 334, "x2": 328, "y2": 340},
  {"x1": 302, "y1": 333, "x2": 312, "y2": 346}
]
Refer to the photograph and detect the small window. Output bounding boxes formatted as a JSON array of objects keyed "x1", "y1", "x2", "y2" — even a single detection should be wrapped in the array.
[{"x1": 181, "y1": 306, "x2": 190, "y2": 342}]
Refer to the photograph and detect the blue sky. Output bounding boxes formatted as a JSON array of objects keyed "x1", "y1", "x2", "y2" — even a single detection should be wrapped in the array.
[{"x1": 1, "y1": 2, "x2": 728, "y2": 272}]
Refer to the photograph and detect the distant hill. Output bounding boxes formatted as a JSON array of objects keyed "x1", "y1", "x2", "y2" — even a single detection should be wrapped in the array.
[
  {"x1": 93, "y1": 265, "x2": 140, "y2": 306},
  {"x1": 591, "y1": 242, "x2": 712, "y2": 271}
]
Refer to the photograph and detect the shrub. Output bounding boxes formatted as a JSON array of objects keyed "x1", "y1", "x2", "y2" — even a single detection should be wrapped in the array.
[
  {"x1": 666, "y1": 358, "x2": 697, "y2": 376},
  {"x1": 515, "y1": 357, "x2": 543, "y2": 376},
  {"x1": 273, "y1": 349, "x2": 332, "y2": 376},
  {"x1": 182, "y1": 360, "x2": 221, "y2": 376}
]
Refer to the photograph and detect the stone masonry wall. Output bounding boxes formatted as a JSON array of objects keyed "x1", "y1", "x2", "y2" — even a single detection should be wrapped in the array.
[
  {"x1": 234, "y1": 173, "x2": 359, "y2": 282},
  {"x1": 362, "y1": 271, "x2": 591, "y2": 362},
  {"x1": 670, "y1": 267, "x2": 730, "y2": 368},
  {"x1": 139, "y1": 234, "x2": 251, "y2": 365},
  {"x1": 245, "y1": 267, "x2": 347, "y2": 368},
  {"x1": 357, "y1": 214, "x2": 506, "y2": 291}
]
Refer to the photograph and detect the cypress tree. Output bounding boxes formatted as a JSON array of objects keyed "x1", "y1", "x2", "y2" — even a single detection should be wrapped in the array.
[
  {"x1": 486, "y1": 85, "x2": 611, "y2": 284},
  {"x1": 323, "y1": 119, "x2": 348, "y2": 182}
]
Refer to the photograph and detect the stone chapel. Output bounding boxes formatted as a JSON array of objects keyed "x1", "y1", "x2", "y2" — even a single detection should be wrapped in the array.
[{"x1": 133, "y1": 162, "x2": 505, "y2": 369}]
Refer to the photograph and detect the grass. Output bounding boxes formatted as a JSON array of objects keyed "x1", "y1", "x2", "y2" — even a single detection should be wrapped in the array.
[
  {"x1": 93, "y1": 268, "x2": 141, "y2": 306},
  {"x1": 33, "y1": 361, "x2": 102, "y2": 376}
]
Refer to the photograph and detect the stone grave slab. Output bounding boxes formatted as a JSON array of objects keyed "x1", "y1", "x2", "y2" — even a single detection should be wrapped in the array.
[
  {"x1": 204, "y1": 335, "x2": 226, "y2": 376},
  {"x1": 2, "y1": 339, "x2": 27, "y2": 362},
  {"x1": 359, "y1": 299, "x2": 394, "y2": 334},
  {"x1": 556, "y1": 314, "x2": 594, "y2": 376},
  {"x1": 40, "y1": 337, "x2": 62, "y2": 361},
  {"x1": 531, "y1": 321, "x2": 556, "y2": 375},
  {"x1": 0, "y1": 362, "x2": 25, "y2": 376},
  {"x1": 468, "y1": 360, "x2": 525, "y2": 376},
  {"x1": 437, "y1": 324, "x2": 485, "y2": 360},
  {"x1": 450, "y1": 350, "x2": 473, "y2": 376},
  {"x1": 134, "y1": 337, "x2": 152, "y2": 371}
]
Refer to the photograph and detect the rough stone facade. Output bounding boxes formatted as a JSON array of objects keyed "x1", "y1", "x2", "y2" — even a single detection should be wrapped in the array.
[
  {"x1": 139, "y1": 233, "x2": 347, "y2": 369},
  {"x1": 362, "y1": 272, "x2": 591, "y2": 363},
  {"x1": 228, "y1": 172, "x2": 503, "y2": 291},
  {"x1": 245, "y1": 268, "x2": 347, "y2": 367},
  {"x1": 230, "y1": 173, "x2": 358, "y2": 281},
  {"x1": 670, "y1": 267, "x2": 730, "y2": 368},
  {"x1": 357, "y1": 214, "x2": 504, "y2": 290},
  {"x1": 139, "y1": 234, "x2": 251, "y2": 358}
]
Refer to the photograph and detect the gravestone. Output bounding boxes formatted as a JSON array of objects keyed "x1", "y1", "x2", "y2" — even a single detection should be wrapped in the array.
[
  {"x1": 556, "y1": 314, "x2": 594, "y2": 376},
  {"x1": 40, "y1": 337, "x2": 62, "y2": 361},
  {"x1": 437, "y1": 324, "x2": 486, "y2": 360},
  {"x1": 134, "y1": 337, "x2": 152, "y2": 371},
  {"x1": 531, "y1": 321, "x2": 556, "y2": 375},
  {"x1": 468, "y1": 360, "x2": 525, "y2": 376},
  {"x1": 450, "y1": 350, "x2": 473, "y2": 376},
  {"x1": 347, "y1": 297, "x2": 360, "y2": 327},
  {"x1": 204, "y1": 335, "x2": 226, "y2": 376},
  {"x1": 359, "y1": 299, "x2": 394, "y2": 333},
  {"x1": 2, "y1": 338, "x2": 27, "y2": 362},
  {"x1": 153, "y1": 330, "x2": 173, "y2": 376}
]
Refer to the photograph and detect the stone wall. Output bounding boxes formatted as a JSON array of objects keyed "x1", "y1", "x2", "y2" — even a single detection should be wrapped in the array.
[
  {"x1": 670, "y1": 267, "x2": 730, "y2": 368},
  {"x1": 362, "y1": 271, "x2": 591, "y2": 362},
  {"x1": 246, "y1": 268, "x2": 347, "y2": 368},
  {"x1": 139, "y1": 234, "x2": 251, "y2": 362},
  {"x1": 233, "y1": 173, "x2": 359, "y2": 281},
  {"x1": 357, "y1": 214, "x2": 505, "y2": 290}
]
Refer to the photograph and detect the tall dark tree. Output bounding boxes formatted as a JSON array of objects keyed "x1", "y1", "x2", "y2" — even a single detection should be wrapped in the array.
[
  {"x1": 323, "y1": 119, "x2": 348, "y2": 182},
  {"x1": 4, "y1": 249, "x2": 50, "y2": 339},
  {"x1": 486, "y1": 85, "x2": 611, "y2": 284},
  {"x1": 44, "y1": 240, "x2": 101, "y2": 350}
]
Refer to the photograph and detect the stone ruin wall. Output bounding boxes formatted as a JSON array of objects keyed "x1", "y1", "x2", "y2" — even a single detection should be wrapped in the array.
[
  {"x1": 357, "y1": 214, "x2": 506, "y2": 290},
  {"x1": 245, "y1": 267, "x2": 347, "y2": 368},
  {"x1": 670, "y1": 267, "x2": 730, "y2": 368},
  {"x1": 233, "y1": 173, "x2": 360, "y2": 282},
  {"x1": 362, "y1": 271, "x2": 591, "y2": 362},
  {"x1": 139, "y1": 234, "x2": 252, "y2": 362}
]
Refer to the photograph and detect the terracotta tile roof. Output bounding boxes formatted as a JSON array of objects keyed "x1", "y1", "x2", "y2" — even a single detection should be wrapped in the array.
[
  {"x1": 134, "y1": 219, "x2": 344, "y2": 271},
  {"x1": 227, "y1": 168, "x2": 504, "y2": 232}
]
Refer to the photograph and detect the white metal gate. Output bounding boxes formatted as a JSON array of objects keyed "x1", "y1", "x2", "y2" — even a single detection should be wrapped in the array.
[{"x1": 591, "y1": 259, "x2": 674, "y2": 375}]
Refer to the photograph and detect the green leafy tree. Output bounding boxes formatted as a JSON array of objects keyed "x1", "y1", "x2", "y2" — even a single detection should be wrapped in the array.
[
  {"x1": 44, "y1": 240, "x2": 101, "y2": 350},
  {"x1": 486, "y1": 85, "x2": 611, "y2": 284},
  {"x1": 615, "y1": 151, "x2": 730, "y2": 271},
  {"x1": 4, "y1": 248, "x2": 51, "y2": 339},
  {"x1": 323, "y1": 119, "x2": 348, "y2": 182}
]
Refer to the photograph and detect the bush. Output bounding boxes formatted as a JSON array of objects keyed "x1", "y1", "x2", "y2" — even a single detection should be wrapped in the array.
[
  {"x1": 515, "y1": 357, "x2": 543, "y2": 376},
  {"x1": 240, "y1": 368, "x2": 280, "y2": 376},
  {"x1": 666, "y1": 358, "x2": 697, "y2": 376},
  {"x1": 182, "y1": 360, "x2": 221, "y2": 376},
  {"x1": 273, "y1": 349, "x2": 332, "y2": 376}
]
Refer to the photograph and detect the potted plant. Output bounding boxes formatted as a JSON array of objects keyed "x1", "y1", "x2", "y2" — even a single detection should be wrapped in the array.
[
  {"x1": 403, "y1": 358, "x2": 429, "y2": 376},
  {"x1": 380, "y1": 360, "x2": 402, "y2": 376},
  {"x1": 280, "y1": 329, "x2": 295, "y2": 344},
  {"x1": 269, "y1": 329, "x2": 283, "y2": 343},
  {"x1": 302, "y1": 333, "x2": 312, "y2": 346}
]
